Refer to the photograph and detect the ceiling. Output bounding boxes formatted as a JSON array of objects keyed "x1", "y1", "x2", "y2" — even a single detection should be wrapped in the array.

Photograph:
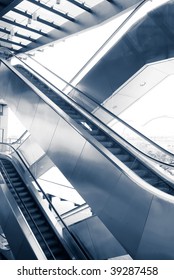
[
  {"x1": 0, "y1": 0, "x2": 142, "y2": 54},
  {"x1": 0, "y1": 0, "x2": 12, "y2": 10},
  {"x1": 94, "y1": 58, "x2": 174, "y2": 125}
]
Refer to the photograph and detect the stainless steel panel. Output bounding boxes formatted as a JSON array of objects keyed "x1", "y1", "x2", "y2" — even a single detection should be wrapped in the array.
[
  {"x1": 15, "y1": 135, "x2": 45, "y2": 166},
  {"x1": 47, "y1": 117, "x2": 87, "y2": 180},
  {"x1": 0, "y1": 62, "x2": 10, "y2": 101},
  {"x1": 30, "y1": 98, "x2": 60, "y2": 152},
  {"x1": 98, "y1": 173, "x2": 153, "y2": 256},
  {"x1": 69, "y1": 140, "x2": 153, "y2": 256},
  {"x1": 4, "y1": 71, "x2": 23, "y2": 113},
  {"x1": 15, "y1": 85, "x2": 40, "y2": 130},
  {"x1": 71, "y1": 141, "x2": 123, "y2": 213},
  {"x1": 8, "y1": 70, "x2": 41, "y2": 128},
  {"x1": 70, "y1": 215, "x2": 128, "y2": 260},
  {"x1": 135, "y1": 196, "x2": 174, "y2": 260}
]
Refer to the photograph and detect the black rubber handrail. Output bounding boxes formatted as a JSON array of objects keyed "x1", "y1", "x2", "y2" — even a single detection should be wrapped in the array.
[{"x1": 0, "y1": 142, "x2": 91, "y2": 259}]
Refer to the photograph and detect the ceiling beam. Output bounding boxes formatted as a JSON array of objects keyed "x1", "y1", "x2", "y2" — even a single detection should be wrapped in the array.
[
  {"x1": 0, "y1": 27, "x2": 35, "y2": 42},
  {"x1": 0, "y1": 45, "x2": 17, "y2": 53},
  {"x1": 0, "y1": 37, "x2": 26, "y2": 48},
  {"x1": 27, "y1": 0, "x2": 76, "y2": 22},
  {"x1": 1, "y1": 17, "x2": 48, "y2": 37},
  {"x1": 66, "y1": 0, "x2": 92, "y2": 13},
  {"x1": 17, "y1": 0, "x2": 142, "y2": 54},
  {"x1": 0, "y1": 0, "x2": 24, "y2": 17},
  {"x1": 13, "y1": 8, "x2": 62, "y2": 30}
]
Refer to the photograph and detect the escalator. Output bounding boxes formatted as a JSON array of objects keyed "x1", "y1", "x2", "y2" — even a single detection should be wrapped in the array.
[
  {"x1": 0, "y1": 157, "x2": 72, "y2": 260},
  {"x1": 15, "y1": 64, "x2": 174, "y2": 196},
  {"x1": 1, "y1": 57, "x2": 174, "y2": 259}
]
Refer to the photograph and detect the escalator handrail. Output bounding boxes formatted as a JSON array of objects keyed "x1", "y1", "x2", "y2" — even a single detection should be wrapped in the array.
[
  {"x1": 2, "y1": 46, "x2": 174, "y2": 160},
  {"x1": 0, "y1": 160, "x2": 55, "y2": 259},
  {"x1": 11, "y1": 130, "x2": 29, "y2": 145},
  {"x1": 0, "y1": 142, "x2": 91, "y2": 259}
]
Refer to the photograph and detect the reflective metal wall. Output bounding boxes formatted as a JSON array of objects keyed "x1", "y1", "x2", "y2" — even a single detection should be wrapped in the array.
[{"x1": 70, "y1": 215, "x2": 129, "y2": 260}]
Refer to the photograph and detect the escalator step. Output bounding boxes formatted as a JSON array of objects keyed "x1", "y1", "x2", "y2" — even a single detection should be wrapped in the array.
[
  {"x1": 15, "y1": 186, "x2": 27, "y2": 192},
  {"x1": 90, "y1": 129, "x2": 100, "y2": 136},
  {"x1": 32, "y1": 225, "x2": 51, "y2": 235},
  {"x1": 124, "y1": 161, "x2": 135, "y2": 168},
  {"x1": 142, "y1": 176, "x2": 159, "y2": 184},
  {"x1": 134, "y1": 169, "x2": 149, "y2": 177},
  {"x1": 154, "y1": 181, "x2": 169, "y2": 190},
  {"x1": 108, "y1": 147, "x2": 122, "y2": 154},
  {"x1": 100, "y1": 141, "x2": 114, "y2": 148},
  {"x1": 10, "y1": 177, "x2": 22, "y2": 183},
  {"x1": 17, "y1": 191, "x2": 29, "y2": 198},
  {"x1": 5, "y1": 172, "x2": 18, "y2": 177},
  {"x1": 12, "y1": 182, "x2": 23, "y2": 187},
  {"x1": 116, "y1": 154, "x2": 131, "y2": 162},
  {"x1": 22, "y1": 196, "x2": 34, "y2": 203},
  {"x1": 34, "y1": 219, "x2": 48, "y2": 227},
  {"x1": 93, "y1": 135, "x2": 107, "y2": 141},
  {"x1": 69, "y1": 114, "x2": 82, "y2": 119},
  {"x1": 32, "y1": 213, "x2": 43, "y2": 220}
]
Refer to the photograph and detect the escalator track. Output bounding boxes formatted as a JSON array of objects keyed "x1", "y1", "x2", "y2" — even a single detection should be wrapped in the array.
[
  {"x1": 15, "y1": 65, "x2": 174, "y2": 196},
  {"x1": 0, "y1": 158, "x2": 71, "y2": 260}
]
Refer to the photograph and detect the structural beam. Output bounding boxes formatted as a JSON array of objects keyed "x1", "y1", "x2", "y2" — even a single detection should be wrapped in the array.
[
  {"x1": 66, "y1": 0, "x2": 92, "y2": 13},
  {"x1": 0, "y1": 37, "x2": 26, "y2": 48},
  {"x1": 1, "y1": 18, "x2": 48, "y2": 36},
  {"x1": 27, "y1": 0, "x2": 76, "y2": 22},
  {"x1": 0, "y1": 27, "x2": 35, "y2": 42},
  {"x1": 13, "y1": 8, "x2": 62, "y2": 30},
  {"x1": 0, "y1": 0, "x2": 24, "y2": 17}
]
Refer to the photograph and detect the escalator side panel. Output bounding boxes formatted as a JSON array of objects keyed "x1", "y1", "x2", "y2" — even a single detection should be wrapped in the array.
[
  {"x1": 29, "y1": 98, "x2": 62, "y2": 153},
  {"x1": 70, "y1": 215, "x2": 129, "y2": 260},
  {"x1": 68, "y1": 140, "x2": 154, "y2": 257},
  {"x1": 0, "y1": 182, "x2": 46, "y2": 260},
  {"x1": 47, "y1": 117, "x2": 87, "y2": 180},
  {"x1": 135, "y1": 196, "x2": 174, "y2": 260},
  {"x1": 0, "y1": 62, "x2": 40, "y2": 130}
]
